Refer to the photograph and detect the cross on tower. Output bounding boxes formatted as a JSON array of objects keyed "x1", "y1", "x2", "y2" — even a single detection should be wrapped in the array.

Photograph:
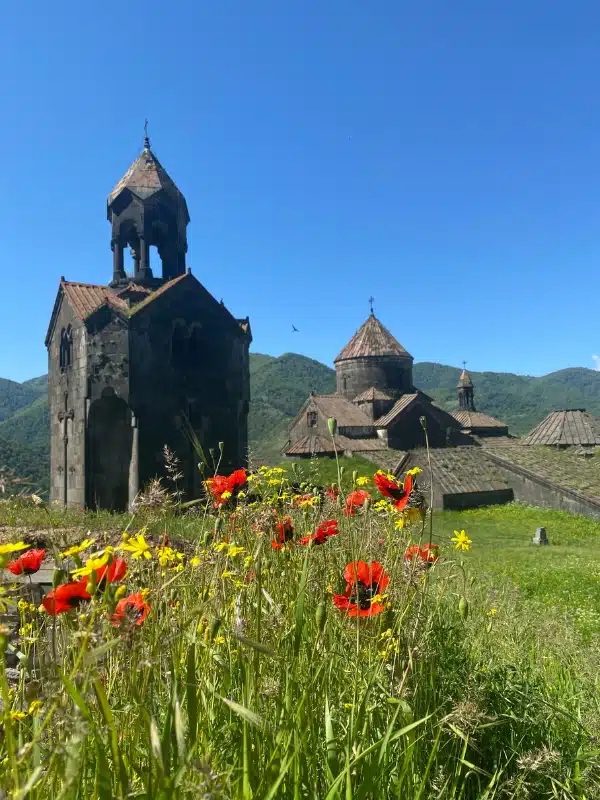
[
  {"x1": 368, "y1": 296, "x2": 375, "y2": 315},
  {"x1": 144, "y1": 118, "x2": 150, "y2": 149},
  {"x1": 462, "y1": 360, "x2": 467, "y2": 370}
]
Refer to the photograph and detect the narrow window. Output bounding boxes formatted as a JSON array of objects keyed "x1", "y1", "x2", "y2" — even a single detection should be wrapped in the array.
[
  {"x1": 307, "y1": 411, "x2": 317, "y2": 428},
  {"x1": 59, "y1": 325, "x2": 73, "y2": 371}
]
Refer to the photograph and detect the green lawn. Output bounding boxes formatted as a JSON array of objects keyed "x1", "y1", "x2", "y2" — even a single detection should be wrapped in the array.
[{"x1": 434, "y1": 503, "x2": 600, "y2": 638}]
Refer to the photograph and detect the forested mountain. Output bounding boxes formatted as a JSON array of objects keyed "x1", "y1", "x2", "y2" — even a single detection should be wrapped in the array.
[{"x1": 2, "y1": 355, "x2": 600, "y2": 491}]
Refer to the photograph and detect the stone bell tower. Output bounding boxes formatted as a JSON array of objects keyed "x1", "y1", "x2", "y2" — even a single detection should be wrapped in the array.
[{"x1": 46, "y1": 129, "x2": 251, "y2": 511}]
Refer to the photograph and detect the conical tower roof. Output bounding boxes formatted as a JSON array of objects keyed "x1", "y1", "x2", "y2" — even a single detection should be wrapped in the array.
[
  {"x1": 457, "y1": 368, "x2": 473, "y2": 388},
  {"x1": 334, "y1": 313, "x2": 412, "y2": 363},
  {"x1": 108, "y1": 139, "x2": 190, "y2": 222}
]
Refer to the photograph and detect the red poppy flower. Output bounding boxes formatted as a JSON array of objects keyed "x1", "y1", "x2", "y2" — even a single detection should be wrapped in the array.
[
  {"x1": 205, "y1": 468, "x2": 248, "y2": 507},
  {"x1": 344, "y1": 490, "x2": 371, "y2": 516},
  {"x1": 272, "y1": 516, "x2": 294, "y2": 550},
  {"x1": 95, "y1": 557, "x2": 128, "y2": 586},
  {"x1": 420, "y1": 543, "x2": 439, "y2": 564},
  {"x1": 110, "y1": 592, "x2": 151, "y2": 627},
  {"x1": 403, "y1": 543, "x2": 439, "y2": 566},
  {"x1": 373, "y1": 472, "x2": 413, "y2": 511},
  {"x1": 332, "y1": 560, "x2": 389, "y2": 617},
  {"x1": 326, "y1": 485, "x2": 339, "y2": 502},
  {"x1": 299, "y1": 519, "x2": 339, "y2": 546},
  {"x1": 6, "y1": 548, "x2": 46, "y2": 576},
  {"x1": 42, "y1": 580, "x2": 91, "y2": 616},
  {"x1": 403, "y1": 544, "x2": 423, "y2": 562}
]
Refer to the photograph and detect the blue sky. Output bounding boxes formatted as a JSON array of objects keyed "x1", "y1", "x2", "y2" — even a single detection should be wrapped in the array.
[{"x1": 1, "y1": 1, "x2": 600, "y2": 382}]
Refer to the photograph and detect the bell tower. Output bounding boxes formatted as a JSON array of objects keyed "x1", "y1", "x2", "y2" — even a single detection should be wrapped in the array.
[
  {"x1": 107, "y1": 123, "x2": 190, "y2": 286},
  {"x1": 457, "y1": 365, "x2": 475, "y2": 410}
]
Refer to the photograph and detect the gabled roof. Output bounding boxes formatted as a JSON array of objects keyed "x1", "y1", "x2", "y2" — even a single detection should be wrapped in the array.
[
  {"x1": 310, "y1": 394, "x2": 374, "y2": 427},
  {"x1": 457, "y1": 369, "x2": 473, "y2": 388},
  {"x1": 284, "y1": 433, "x2": 387, "y2": 456},
  {"x1": 374, "y1": 392, "x2": 462, "y2": 430},
  {"x1": 62, "y1": 281, "x2": 128, "y2": 319},
  {"x1": 108, "y1": 145, "x2": 190, "y2": 222},
  {"x1": 399, "y1": 448, "x2": 513, "y2": 495},
  {"x1": 522, "y1": 410, "x2": 600, "y2": 446},
  {"x1": 353, "y1": 387, "x2": 394, "y2": 403},
  {"x1": 374, "y1": 393, "x2": 420, "y2": 426},
  {"x1": 452, "y1": 409, "x2": 508, "y2": 431},
  {"x1": 334, "y1": 314, "x2": 412, "y2": 362}
]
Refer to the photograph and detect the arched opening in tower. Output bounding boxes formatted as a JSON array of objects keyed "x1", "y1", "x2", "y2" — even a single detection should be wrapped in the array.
[{"x1": 87, "y1": 388, "x2": 133, "y2": 511}]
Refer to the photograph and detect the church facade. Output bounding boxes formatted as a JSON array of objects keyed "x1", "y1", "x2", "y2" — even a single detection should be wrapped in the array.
[{"x1": 46, "y1": 135, "x2": 251, "y2": 511}]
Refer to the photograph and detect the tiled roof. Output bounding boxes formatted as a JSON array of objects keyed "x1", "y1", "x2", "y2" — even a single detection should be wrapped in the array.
[
  {"x1": 353, "y1": 387, "x2": 394, "y2": 403},
  {"x1": 127, "y1": 272, "x2": 190, "y2": 315},
  {"x1": 284, "y1": 434, "x2": 386, "y2": 456},
  {"x1": 374, "y1": 394, "x2": 419, "y2": 426},
  {"x1": 311, "y1": 394, "x2": 374, "y2": 428},
  {"x1": 522, "y1": 410, "x2": 600, "y2": 446},
  {"x1": 108, "y1": 147, "x2": 189, "y2": 223},
  {"x1": 452, "y1": 409, "x2": 508, "y2": 431},
  {"x1": 62, "y1": 281, "x2": 128, "y2": 319},
  {"x1": 401, "y1": 447, "x2": 513, "y2": 494},
  {"x1": 457, "y1": 369, "x2": 473, "y2": 388},
  {"x1": 334, "y1": 314, "x2": 412, "y2": 362}
]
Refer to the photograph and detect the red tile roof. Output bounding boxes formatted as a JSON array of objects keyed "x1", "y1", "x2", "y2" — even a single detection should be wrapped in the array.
[
  {"x1": 335, "y1": 314, "x2": 412, "y2": 362},
  {"x1": 61, "y1": 281, "x2": 128, "y2": 319}
]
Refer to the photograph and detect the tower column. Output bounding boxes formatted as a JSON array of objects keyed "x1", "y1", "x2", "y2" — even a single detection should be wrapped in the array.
[
  {"x1": 111, "y1": 240, "x2": 126, "y2": 284},
  {"x1": 137, "y1": 234, "x2": 153, "y2": 281}
]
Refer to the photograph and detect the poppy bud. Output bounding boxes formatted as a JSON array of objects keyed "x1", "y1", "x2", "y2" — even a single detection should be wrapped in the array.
[
  {"x1": 486, "y1": 621, "x2": 493, "y2": 634},
  {"x1": 419, "y1": 416, "x2": 427, "y2": 429},
  {"x1": 114, "y1": 585, "x2": 127, "y2": 600},
  {"x1": 352, "y1": 471, "x2": 357, "y2": 485},
  {"x1": 52, "y1": 568, "x2": 65, "y2": 589},
  {"x1": 458, "y1": 597, "x2": 469, "y2": 620},
  {"x1": 327, "y1": 417, "x2": 337, "y2": 437},
  {"x1": 218, "y1": 441, "x2": 224, "y2": 454},
  {"x1": 316, "y1": 601, "x2": 327, "y2": 633},
  {"x1": 214, "y1": 517, "x2": 223, "y2": 533},
  {"x1": 339, "y1": 466, "x2": 345, "y2": 479},
  {"x1": 208, "y1": 616, "x2": 222, "y2": 642}
]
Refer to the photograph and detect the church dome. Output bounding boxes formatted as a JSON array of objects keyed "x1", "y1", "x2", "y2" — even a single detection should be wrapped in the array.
[{"x1": 334, "y1": 313, "x2": 413, "y2": 401}]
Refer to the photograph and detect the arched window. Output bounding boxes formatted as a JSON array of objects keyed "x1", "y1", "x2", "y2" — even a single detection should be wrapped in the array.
[
  {"x1": 307, "y1": 411, "x2": 317, "y2": 428},
  {"x1": 59, "y1": 326, "x2": 73, "y2": 371}
]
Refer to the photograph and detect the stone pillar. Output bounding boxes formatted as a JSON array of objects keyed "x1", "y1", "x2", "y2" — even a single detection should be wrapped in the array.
[
  {"x1": 137, "y1": 235, "x2": 152, "y2": 281},
  {"x1": 111, "y1": 240, "x2": 126, "y2": 284},
  {"x1": 128, "y1": 414, "x2": 139, "y2": 511}
]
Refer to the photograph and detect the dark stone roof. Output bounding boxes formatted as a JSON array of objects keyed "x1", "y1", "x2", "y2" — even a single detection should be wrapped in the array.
[
  {"x1": 522, "y1": 410, "x2": 600, "y2": 446},
  {"x1": 452, "y1": 409, "x2": 508, "y2": 431},
  {"x1": 353, "y1": 387, "x2": 394, "y2": 403},
  {"x1": 108, "y1": 145, "x2": 190, "y2": 222},
  {"x1": 399, "y1": 447, "x2": 513, "y2": 494},
  {"x1": 309, "y1": 394, "x2": 374, "y2": 428},
  {"x1": 334, "y1": 314, "x2": 412, "y2": 362},
  {"x1": 374, "y1": 393, "x2": 419, "y2": 426},
  {"x1": 285, "y1": 433, "x2": 387, "y2": 456},
  {"x1": 457, "y1": 368, "x2": 473, "y2": 388}
]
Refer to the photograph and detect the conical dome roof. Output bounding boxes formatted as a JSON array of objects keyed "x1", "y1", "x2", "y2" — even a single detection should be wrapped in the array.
[
  {"x1": 457, "y1": 368, "x2": 473, "y2": 388},
  {"x1": 108, "y1": 142, "x2": 190, "y2": 222},
  {"x1": 334, "y1": 314, "x2": 412, "y2": 363}
]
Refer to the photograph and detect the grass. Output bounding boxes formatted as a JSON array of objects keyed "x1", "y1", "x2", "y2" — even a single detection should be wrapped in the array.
[{"x1": 1, "y1": 465, "x2": 600, "y2": 797}]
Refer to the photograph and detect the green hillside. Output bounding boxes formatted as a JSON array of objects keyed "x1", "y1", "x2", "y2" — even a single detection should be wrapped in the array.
[{"x1": 2, "y1": 354, "x2": 600, "y2": 492}]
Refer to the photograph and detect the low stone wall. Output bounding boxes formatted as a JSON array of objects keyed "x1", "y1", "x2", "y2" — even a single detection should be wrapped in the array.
[
  {"x1": 442, "y1": 488, "x2": 514, "y2": 511},
  {"x1": 484, "y1": 451, "x2": 600, "y2": 519}
]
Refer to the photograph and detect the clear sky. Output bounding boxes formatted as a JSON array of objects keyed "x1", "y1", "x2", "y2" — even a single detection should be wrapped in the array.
[{"x1": 1, "y1": 1, "x2": 600, "y2": 382}]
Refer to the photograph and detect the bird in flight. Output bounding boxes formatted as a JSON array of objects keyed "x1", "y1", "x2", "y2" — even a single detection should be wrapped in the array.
[{"x1": 292, "y1": 325, "x2": 299, "y2": 333}]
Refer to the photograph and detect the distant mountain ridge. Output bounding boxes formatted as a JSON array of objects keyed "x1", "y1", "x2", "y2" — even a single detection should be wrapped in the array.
[{"x1": 1, "y1": 355, "x2": 600, "y2": 491}]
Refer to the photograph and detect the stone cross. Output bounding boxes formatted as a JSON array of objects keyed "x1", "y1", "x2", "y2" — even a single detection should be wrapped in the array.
[
  {"x1": 532, "y1": 527, "x2": 549, "y2": 545},
  {"x1": 369, "y1": 296, "x2": 375, "y2": 315}
]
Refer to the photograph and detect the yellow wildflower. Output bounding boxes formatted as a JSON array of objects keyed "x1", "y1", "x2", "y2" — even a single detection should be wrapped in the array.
[
  {"x1": 221, "y1": 570, "x2": 235, "y2": 579},
  {"x1": 10, "y1": 710, "x2": 26, "y2": 721},
  {"x1": 214, "y1": 541, "x2": 228, "y2": 553},
  {"x1": 70, "y1": 550, "x2": 112, "y2": 579},
  {"x1": 120, "y1": 533, "x2": 152, "y2": 559},
  {"x1": 487, "y1": 608, "x2": 498, "y2": 617},
  {"x1": 0, "y1": 542, "x2": 29, "y2": 556},
  {"x1": 28, "y1": 700, "x2": 43, "y2": 716},
  {"x1": 267, "y1": 478, "x2": 282, "y2": 487},
  {"x1": 190, "y1": 556, "x2": 201, "y2": 568},
  {"x1": 227, "y1": 545, "x2": 245, "y2": 558},
  {"x1": 394, "y1": 517, "x2": 405, "y2": 530},
  {"x1": 60, "y1": 538, "x2": 96, "y2": 558},
  {"x1": 221, "y1": 490, "x2": 232, "y2": 502},
  {"x1": 406, "y1": 467, "x2": 423, "y2": 477},
  {"x1": 237, "y1": 490, "x2": 247, "y2": 500},
  {"x1": 451, "y1": 530, "x2": 472, "y2": 552},
  {"x1": 140, "y1": 588, "x2": 150, "y2": 599},
  {"x1": 213, "y1": 635, "x2": 226, "y2": 645},
  {"x1": 17, "y1": 599, "x2": 29, "y2": 612},
  {"x1": 355, "y1": 476, "x2": 370, "y2": 486}
]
